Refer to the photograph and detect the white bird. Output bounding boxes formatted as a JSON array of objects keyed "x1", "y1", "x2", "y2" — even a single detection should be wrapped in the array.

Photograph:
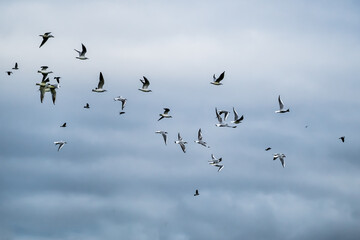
[
  {"x1": 155, "y1": 131, "x2": 168, "y2": 145},
  {"x1": 194, "y1": 128, "x2": 209, "y2": 148},
  {"x1": 39, "y1": 32, "x2": 54, "y2": 48},
  {"x1": 273, "y1": 153, "x2": 286, "y2": 168},
  {"x1": 92, "y1": 72, "x2": 107, "y2": 92},
  {"x1": 174, "y1": 132, "x2": 187, "y2": 153},
  {"x1": 12, "y1": 62, "x2": 19, "y2": 70},
  {"x1": 231, "y1": 107, "x2": 244, "y2": 124},
  {"x1": 158, "y1": 108, "x2": 172, "y2": 121},
  {"x1": 215, "y1": 108, "x2": 236, "y2": 128},
  {"x1": 275, "y1": 95, "x2": 290, "y2": 113},
  {"x1": 54, "y1": 141, "x2": 67, "y2": 151},
  {"x1": 211, "y1": 71, "x2": 225, "y2": 85},
  {"x1": 75, "y1": 43, "x2": 88, "y2": 60},
  {"x1": 138, "y1": 76, "x2": 152, "y2": 92},
  {"x1": 114, "y1": 96, "x2": 127, "y2": 110},
  {"x1": 208, "y1": 154, "x2": 222, "y2": 165}
]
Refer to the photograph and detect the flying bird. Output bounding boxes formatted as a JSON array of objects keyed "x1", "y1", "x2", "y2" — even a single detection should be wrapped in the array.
[
  {"x1": 92, "y1": 72, "x2": 107, "y2": 92},
  {"x1": 114, "y1": 96, "x2": 127, "y2": 110},
  {"x1": 175, "y1": 132, "x2": 187, "y2": 153},
  {"x1": 36, "y1": 77, "x2": 59, "y2": 104},
  {"x1": 215, "y1": 108, "x2": 236, "y2": 128},
  {"x1": 231, "y1": 107, "x2": 244, "y2": 124},
  {"x1": 265, "y1": 147, "x2": 272, "y2": 151},
  {"x1": 54, "y1": 141, "x2": 67, "y2": 151},
  {"x1": 119, "y1": 111, "x2": 125, "y2": 115},
  {"x1": 211, "y1": 71, "x2": 225, "y2": 85},
  {"x1": 273, "y1": 153, "x2": 286, "y2": 168},
  {"x1": 194, "y1": 189, "x2": 199, "y2": 196},
  {"x1": 75, "y1": 43, "x2": 88, "y2": 60},
  {"x1": 275, "y1": 95, "x2": 290, "y2": 113},
  {"x1": 155, "y1": 131, "x2": 168, "y2": 145},
  {"x1": 194, "y1": 128, "x2": 209, "y2": 148},
  {"x1": 39, "y1": 32, "x2": 54, "y2": 48},
  {"x1": 208, "y1": 154, "x2": 222, "y2": 165},
  {"x1": 6, "y1": 71, "x2": 12, "y2": 75},
  {"x1": 37, "y1": 66, "x2": 53, "y2": 81},
  {"x1": 138, "y1": 76, "x2": 152, "y2": 92},
  {"x1": 12, "y1": 62, "x2": 19, "y2": 70},
  {"x1": 84, "y1": 103, "x2": 90, "y2": 109},
  {"x1": 339, "y1": 136, "x2": 345, "y2": 142},
  {"x1": 60, "y1": 122, "x2": 66, "y2": 128},
  {"x1": 158, "y1": 108, "x2": 172, "y2": 121}
]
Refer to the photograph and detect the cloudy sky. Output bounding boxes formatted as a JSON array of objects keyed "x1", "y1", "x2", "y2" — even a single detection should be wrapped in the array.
[{"x1": 1, "y1": 0, "x2": 360, "y2": 239}]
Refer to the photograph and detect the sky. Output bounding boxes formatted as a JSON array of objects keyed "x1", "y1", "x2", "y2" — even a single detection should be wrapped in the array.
[{"x1": 1, "y1": 0, "x2": 360, "y2": 239}]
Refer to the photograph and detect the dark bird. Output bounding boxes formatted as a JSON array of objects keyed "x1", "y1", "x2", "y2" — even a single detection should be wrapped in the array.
[
  {"x1": 339, "y1": 136, "x2": 345, "y2": 142},
  {"x1": 194, "y1": 189, "x2": 199, "y2": 196},
  {"x1": 84, "y1": 103, "x2": 90, "y2": 109},
  {"x1": 60, "y1": 123, "x2": 66, "y2": 128},
  {"x1": 265, "y1": 147, "x2": 272, "y2": 151},
  {"x1": 119, "y1": 111, "x2": 125, "y2": 115},
  {"x1": 12, "y1": 62, "x2": 19, "y2": 70},
  {"x1": 211, "y1": 71, "x2": 225, "y2": 85},
  {"x1": 6, "y1": 71, "x2": 13, "y2": 75},
  {"x1": 39, "y1": 32, "x2": 54, "y2": 48}
]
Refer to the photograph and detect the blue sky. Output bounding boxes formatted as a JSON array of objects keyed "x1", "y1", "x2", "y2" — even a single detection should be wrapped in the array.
[{"x1": 1, "y1": 1, "x2": 360, "y2": 239}]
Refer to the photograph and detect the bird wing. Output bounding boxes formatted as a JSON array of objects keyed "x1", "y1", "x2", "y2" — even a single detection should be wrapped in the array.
[
  {"x1": 215, "y1": 108, "x2": 222, "y2": 123},
  {"x1": 178, "y1": 132, "x2": 182, "y2": 141},
  {"x1": 39, "y1": 86, "x2": 45, "y2": 103},
  {"x1": 278, "y1": 95, "x2": 284, "y2": 110},
  {"x1": 198, "y1": 128, "x2": 203, "y2": 141},
  {"x1": 162, "y1": 132, "x2": 167, "y2": 145},
  {"x1": 14, "y1": 62, "x2": 18, "y2": 69},
  {"x1": 121, "y1": 99, "x2": 126, "y2": 110},
  {"x1": 142, "y1": 76, "x2": 150, "y2": 88},
  {"x1": 98, "y1": 72, "x2": 105, "y2": 88},
  {"x1": 58, "y1": 142, "x2": 64, "y2": 151},
  {"x1": 279, "y1": 156, "x2": 285, "y2": 168},
  {"x1": 50, "y1": 88, "x2": 56, "y2": 105},
  {"x1": 180, "y1": 142, "x2": 186, "y2": 153},
  {"x1": 233, "y1": 107, "x2": 239, "y2": 120},
  {"x1": 163, "y1": 108, "x2": 170, "y2": 114},
  {"x1": 39, "y1": 37, "x2": 48, "y2": 48},
  {"x1": 215, "y1": 71, "x2": 225, "y2": 82},
  {"x1": 81, "y1": 44, "x2": 87, "y2": 55}
]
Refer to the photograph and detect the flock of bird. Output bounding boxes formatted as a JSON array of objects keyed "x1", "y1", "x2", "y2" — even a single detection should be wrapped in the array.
[{"x1": 4, "y1": 32, "x2": 346, "y2": 197}]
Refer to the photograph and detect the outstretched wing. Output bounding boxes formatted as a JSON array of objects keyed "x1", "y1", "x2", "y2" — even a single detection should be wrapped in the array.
[
  {"x1": 215, "y1": 71, "x2": 225, "y2": 83},
  {"x1": 180, "y1": 142, "x2": 186, "y2": 153},
  {"x1": 39, "y1": 37, "x2": 48, "y2": 48},
  {"x1": 81, "y1": 44, "x2": 87, "y2": 55},
  {"x1": 50, "y1": 88, "x2": 56, "y2": 105},
  {"x1": 215, "y1": 108, "x2": 222, "y2": 123},
  {"x1": 198, "y1": 128, "x2": 203, "y2": 141},
  {"x1": 278, "y1": 95, "x2": 284, "y2": 110},
  {"x1": 98, "y1": 72, "x2": 105, "y2": 88},
  {"x1": 163, "y1": 108, "x2": 170, "y2": 114}
]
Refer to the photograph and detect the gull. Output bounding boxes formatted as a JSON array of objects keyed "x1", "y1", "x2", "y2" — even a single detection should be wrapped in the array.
[
  {"x1": 210, "y1": 71, "x2": 225, "y2": 85},
  {"x1": 12, "y1": 62, "x2": 19, "y2": 70},
  {"x1": 273, "y1": 153, "x2": 286, "y2": 168},
  {"x1": 231, "y1": 107, "x2": 244, "y2": 124},
  {"x1": 265, "y1": 147, "x2": 272, "y2": 151},
  {"x1": 38, "y1": 66, "x2": 53, "y2": 81},
  {"x1": 194, "y1": 189, "x2": 199, "y2": 196},
  {"x1": 54, "y1": 141, "x2": 67, "y2": 151},
  {"x1": 92, "y1": 72, "x2": 107, "y2": 92},
  {"x1": 39, "y1": 32, "x2": 54, "y2": 48},
  {"x1": 138, "y1": 76, "x2": 152, "y2": 92},
  {"x1": 114, "y1": 96, "x2": 127, "y2": 110},
  {"x1": 84, "y1": 103, "x2": 90, "y2": 109},
  {"x1": 119, "y1": 111, "x2": 125, "y2": 115},
  {"x1": 208, "y1": 154, "x2": 222, "y2": 165},
  {"x1": 75, "y1": 43, "x2": 88, "y2": 60},
  {"x1": 194, "y1": 128, "x2": 209, "y2": 148},
  {"x1": 155, "y1": 131, "x2": 168, "y2": 145},
  {"x1": 275, "y1": 95, "x2": 290, "y2": 113},
  {"x1": 218, "y1": 110, "x2": 230, "y2": 121},
  {"x1": 214, "y1": 164, "x2": 224, "y2": 172},
  {"x1": 60, "y1": 122, "x2": 66, "y2": 127},
  {"x1": 6, "y1": 71, "x2": 12, "y2": 75},
  {"x1": 215, "y1": 108, "x2": 236, "y2": 128},
  {"x1": 158, "y1": 108, "x2": 172, "y2": 121},
  {"x1": 175, "y1": 132, "x2": 187, "y2": 153},
  {"x1": 339, "y1": 136, "x2": 345, "y2": 142}
]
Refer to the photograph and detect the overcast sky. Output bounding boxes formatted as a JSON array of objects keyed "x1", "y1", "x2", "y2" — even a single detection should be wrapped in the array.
[{"x1": 1, "y1": 1, "x2": 360, "y2": 239}]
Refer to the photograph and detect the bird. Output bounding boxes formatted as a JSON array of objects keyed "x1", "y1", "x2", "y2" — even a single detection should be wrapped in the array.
[
  {"x1": 194, "y1": 128, "x2": 209, "y2": 148},
  {"x1": 208, "y1": 154, "x2": 222, "y2": 165},
  {"x1": 54, "y1": 141, "x2": 67, "y2": 151},
  {"x1": 54, "y1": 76, "x2": 61, "y2": 82},
  {"x1": 214, "y1": 164, "x2": 224, "y2": 172},
  {"x1": 92, "y1": 72, "x2": 107, "y2": 92},
  {"x1": 194, "y1": 189, "x2": 199, "y2": 196},
  {"x1": 158, "y1": 108, "x2": 172, "y2": 121},
  {"x1": 6, "y1": 71, "x2": 12, "y2": 75},
  {"x1": 74, "y1": 43, "x2": 88, "y2": 60},
  {"x1": 265, "y1": 147, "x2": 272, "y2": 151},
  {"x1": 155, "y1": 131, "x2": 168, "y2": 145},
  {"x1": 119, "y1": 111, "x2": 125, "y2": 115},
  {"x1": 275, "y1": 95, "x2": 290, "y2": 113},
  {"x1": 84, "y1": 103, "x2": 90, "y2": 109},
  {"x1": 218, "y1": 110, "x2": 230, "y2": 121},
  {"x1": 60, "y1": 122, "x2": 66, "y2": 127},
  {"x1": 138, "y1": 76, "x2": 152, "y2": 92},
  {"x1": 175, "y1": 132, "x2": 187, "y2": 153},
  {"x1": 273, "y1": 153, "x2": 286, "y2": 168},
  {"x1": 339, "y1": 136, "x2": 345, "y2": 142},
  {"x1": 37, "y1": 66, "x2": 53, "y2": 81},
  {"x1": 231, "y1": 107, "x2": 244, "y2": 124},
  {"x1": 211, "y1": 71, "x2": 225, "y2": 85},
  {"x1": 114, "y1": 96, "x2": 127, "y2": 110},
  {"x1": 12, "y1": 62, "x2": 19, "y2": 70},
  {"x1": 39, "y1": 32, "x2": 54, "y2": 48},
  {"x1": 215, "y1": 108, "x2": 236, "y2": 128}
]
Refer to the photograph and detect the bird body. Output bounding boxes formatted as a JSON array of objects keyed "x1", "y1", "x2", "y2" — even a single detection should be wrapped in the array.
[
  {"x1": 138, "y1": 76, "x2": 152, "y2": 92},
  {"x1": 60, "y1": 123, "x2": 66, "y2": 127},
  {"x1": 175, "y1": 133, "x2": 187, "y2": 153},
  {"x1": 39, "y1": 32, "x2": 54, "y2": 48},
  {"x1": 194, "y1": 128, "x2": 209, "y2": 148},
  {"x1": 275, "y1": 95, "x2": 290, "y2": 113},
  {"x1": 158, "y1": 108, "x2": 172, "y2": 121},
  {"x1": 208, "y1": 154, "x2": 222, "y2": 165},
  {"x1": 339, "y1": 136, "x2": 345, "y2": 142},
  {"x1": 84, "y1": 103, "x2": 90, "y2": 109}
]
